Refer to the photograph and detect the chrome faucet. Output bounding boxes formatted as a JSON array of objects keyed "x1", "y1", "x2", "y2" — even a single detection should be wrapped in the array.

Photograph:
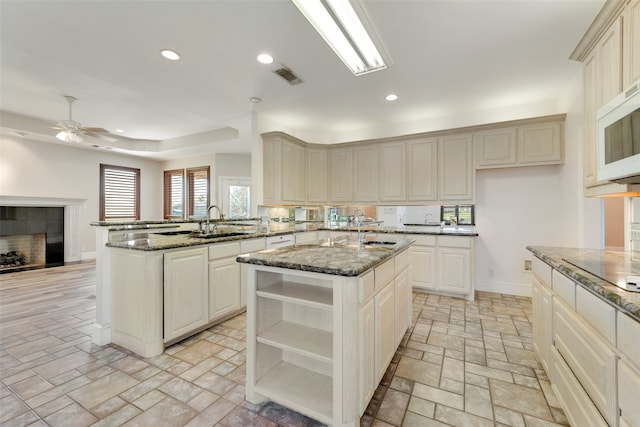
[
  {"x1": 205, "y1": 205, "x2": 224, "y2": 234},
  {"x1": 353, "y1": 209, "x2": 366, "y2": 245},
  {"x1": 424, "y1": 213, "x2": 432, "y2": 225}
]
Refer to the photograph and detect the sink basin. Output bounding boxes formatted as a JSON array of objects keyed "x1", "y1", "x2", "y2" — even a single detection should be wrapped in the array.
[
  {"x1": 154, "y1": 230, "x2": 194, "y2": 236},
  {"x1": 364, "y1": 241, "x2": 397, "y2": 246},
  {"x1": 190, "y1": 232, "x2": 247, "y2": 239}
]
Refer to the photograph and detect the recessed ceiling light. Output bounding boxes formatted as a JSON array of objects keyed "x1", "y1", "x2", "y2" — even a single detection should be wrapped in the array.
[
  {"x1": 161, "y1": 49, "x2": 181, "y2": 61},
  {"x1": 257, "y1": 53, "x2": 274, "y2": 64},
  {"x1": 115, "y1": 129, "x2": 125, "y2": 133},
  {"x1": 249, "y1": 97, "x2": 262, "y2": 103},
  {"x1": 385, "y1": 93, "x2": 398, "y2": 101}
]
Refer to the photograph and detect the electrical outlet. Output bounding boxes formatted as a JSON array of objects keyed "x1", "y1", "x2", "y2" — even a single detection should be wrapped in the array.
[{"x1": 524, "y1": 259, "x2": 532, "y2": 272}]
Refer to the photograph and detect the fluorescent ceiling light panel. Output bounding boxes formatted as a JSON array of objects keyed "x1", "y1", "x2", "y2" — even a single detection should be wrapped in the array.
[{"x1": 292, "y1": 0, "x2": 386, "y2": 75}]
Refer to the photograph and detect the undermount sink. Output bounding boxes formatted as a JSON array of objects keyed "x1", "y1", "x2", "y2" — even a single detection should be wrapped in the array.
[
  {"x1": 364, "y1": 241, "x2": 397, "y2": 247},
  {"x1": 190, "y1": 232, "x2": 248, "y2": 239},
  {"x1": 154, "y1": 230, "x2": 194, "y2": 236}
]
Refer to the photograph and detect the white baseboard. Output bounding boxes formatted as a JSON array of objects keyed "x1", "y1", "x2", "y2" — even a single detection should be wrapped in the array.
[
  {"x1": 92, "y1": 323, "x2": 111, "y2": 346},
  {"x1": 475, "y1": 279, "x2": 531, "y2": 297}
]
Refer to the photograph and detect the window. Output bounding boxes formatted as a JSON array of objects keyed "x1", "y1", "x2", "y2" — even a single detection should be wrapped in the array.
[
  {"x1": 441, "y1": 204, "x2": 475, "y2": 225},
  {"x1": 163, "y1": 166, "x2": 210, "y2": 219},
  {"x1": 187, "y1": 167, "x2": 209, "y2": 218},
  {"x1": 163, "y1": 169, "x2": 184, "y2": 218},
  {"x1": 220, "y1": 177, "x2": 251, "y2": 219},
  {"x1": 100, "y1": 164, "x2": 140, "y2": 221}
]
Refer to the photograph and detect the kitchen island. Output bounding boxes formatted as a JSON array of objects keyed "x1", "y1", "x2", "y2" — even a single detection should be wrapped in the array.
[
  {"x1": 527, "y1": 246, "x2": 640, "y2": 427},
  {"x1": 237, "y1": 236, "x2": 414, "y2": 427}
]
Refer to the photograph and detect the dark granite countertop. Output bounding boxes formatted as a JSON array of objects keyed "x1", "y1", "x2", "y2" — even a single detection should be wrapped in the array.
[
  {"x1": 236, "y1": 236, "x2": 414, "y2": 277},
  {"x1": 527, "y1": 246, "x2": 640, "y2": 322}
]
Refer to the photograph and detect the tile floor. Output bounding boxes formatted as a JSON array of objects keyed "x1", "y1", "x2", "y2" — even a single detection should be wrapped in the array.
[{"x1": 0, "y1": 261, "x2": 569, "y2": 426}]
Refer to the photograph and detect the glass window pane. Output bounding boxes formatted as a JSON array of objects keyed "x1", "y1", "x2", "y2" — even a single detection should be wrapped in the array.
[{"x1": 229, "y1": 185, "x2": 250, "y2": 218}]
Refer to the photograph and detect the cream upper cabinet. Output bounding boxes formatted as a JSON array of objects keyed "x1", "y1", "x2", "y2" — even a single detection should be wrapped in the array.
[
  {"x1": 262, "y1": 132, "x2": 306, "y2": 204},
  {"x1": 475, "y1": 117, "x2": 565, "y2": 169},
  {"x1": 379, "y1": 142, "x2": 406, "y2": 202},
  {"x1": 599, "y1": 16, "x2": 623, "y2": 108},
  {"x1": 354, "y1": 145, "x2": 378, "y2": 202},
  {"x1": 329, "y1": 148, "x2": 353, "y2": 203},
  {"x1": 438, "y1": 133, "x2": 474, "y2": 203},
  {"x1": 583, "y1": 50, "x2": 599, "y2": 187},
  {"x1": 518, "y1": 121, "x2": 563, "y2": 165},
  {"x1": 407, "y1": 138, "x2": 438, "y2": 201},
  {"x1": 307, "y1": 148, "x2": 328, "y2": 203},
  {"x1": 475, "y1": 128, "x2": 517, "y2": 168},
  {"x1": 623, "y1": 0, "x2": 640, "y2": 87},
  {"x1": 281, "y1": 140, "x2": 306, "y2": 203}
]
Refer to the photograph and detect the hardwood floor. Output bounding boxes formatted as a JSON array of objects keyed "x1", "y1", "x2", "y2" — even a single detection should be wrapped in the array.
[{"x1": 0, "y1": 262, "x2": 569, "y2": 426}]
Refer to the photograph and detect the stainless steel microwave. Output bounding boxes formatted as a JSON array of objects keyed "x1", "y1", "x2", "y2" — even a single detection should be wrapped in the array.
[{"x1": 597, "y1": 81, "x2": 640, "y2": 183}]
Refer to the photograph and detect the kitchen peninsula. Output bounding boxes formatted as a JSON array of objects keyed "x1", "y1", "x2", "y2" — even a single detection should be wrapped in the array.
[
  {"x1": 237, "y1": 236, "x2": 414, "y2": 427},
  {"x1": 527, "y1": 246, "x2": 640, "y2": 427}
]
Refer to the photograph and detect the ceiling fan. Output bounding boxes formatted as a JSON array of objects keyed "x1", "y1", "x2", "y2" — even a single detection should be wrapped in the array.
[{"x1": 52, "y1": 95, "x2": 117, "y2": 143}]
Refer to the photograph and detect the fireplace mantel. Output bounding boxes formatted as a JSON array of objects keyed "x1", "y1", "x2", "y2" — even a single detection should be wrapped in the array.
[{"x1": 0, "y1": 195, "x2": 86, "y2": 262}]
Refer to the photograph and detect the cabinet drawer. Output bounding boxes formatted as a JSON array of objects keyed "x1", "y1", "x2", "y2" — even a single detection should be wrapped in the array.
[
  {"x1": 552, "y1": 270, "x2": 575, "y2": 308},
  {"x1": 531, "y1": 257, "x2": 552, "y2": 287},
  {"x1": 409, "y1": 235, "x2": 436, "y2": 246},
  {"x1": 551, "y1": 348, "x2": 608, "y2": 427},
  {"x1": 394, "y1": 249, "x2": 410, "y2": 272},
  {"x1": 437, "y1": 235, "x2": 471, "y2": 248},
  {"x1": 209, "y1": 241, "x2": 241, "y2": 260},
  {"x1": 375, "y1": 258, "x2": 395, "y2": 291},
  {"x1": 295, "y1": 232, "x2": 317, "y2": 245},
  {"x1": 241, "y1": 238, "x2": 266, "y2": 254},
  {"x1": 359, "y1": 270, "x2": 375, "y2": 304},
  {"x1": 618, "y1": 312, "x2": 640, "y2": 371},
  {"x1": 575, "y1": 286, "x2": 616, "y2": 345},
  {"x1": 618, "y1": 359, "x2": 640, "y2": 427},
  {"x1": 553, "y1": 298, "x2": 617, "y2": 425}
]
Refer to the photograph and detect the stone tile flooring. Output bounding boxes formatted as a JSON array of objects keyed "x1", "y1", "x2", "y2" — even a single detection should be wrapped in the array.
[{"x1": 0, "y1": 262, "x2": 569, "y2": 426}]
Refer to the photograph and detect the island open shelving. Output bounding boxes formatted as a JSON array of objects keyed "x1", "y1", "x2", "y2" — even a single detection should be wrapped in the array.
[{"x1": 240, "y1": 239, "x2": 413, "y2": 427}]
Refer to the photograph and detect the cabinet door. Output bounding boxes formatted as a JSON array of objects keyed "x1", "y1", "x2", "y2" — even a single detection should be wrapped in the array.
[
  {"x1": 394, "y1": 268, "x2": 409, "y2": 348},
  {"x1": 354, "y1": 146, "x2": 378, "y2": 202},
  {"x1": 307, "y1": 148, "x2": 328, "y2": 203},
  {"x1": 619, "y1": 359, "x2": 640, "y2": 427},
  {"x1": 407, "y1": 138, "x2": 437, "y2": 201},
  {"x1": 374, "y1": 283, "x2": 394, "y2": 384},
  {"x1": 475, "y1": 128, "x2": 517, "y2": 168},
  {"x1": 599, "y1": 16, "x2": 622, "y2": 108},
  {"x1": 208, "y1": 257, "x2": 241, "y2": 321},
  {"x1": 329, "y1": 148, "x2": 353, "y2": 202},
  {"x1": 517, "y1": 122, "x2": 563, "y2": 165},
  {"x1": 164, "y1": 248, "x2": 208, "y2": 341},
  {"x1": 624, "y1": 0, "x2": 640, "y2": 87},
  {"x1": 282, "y1": 141, "x2": 306, "y2": 202},
  {"x1": 438, "y1": 134, "x2": 474, "y2": 202},
  {"x1": 531, "y1": 277, "x2": 553, "y2": 376},
  {"x1": 358, "y1": 299, "x2": 375, "y2": 415},
  {"x1": 583, "y1": 51, "x2": 599, "y2": 187},
  {"x1": 262, "y1": 138, "x2": 280, "y2": 203},
  {"x1": 379, "y1": 142, "x2": 406, "y2": 202},
  {"x1": 437, "y1": 247, "x2": 471, "y2": 294},
  {"x1": 411, "y1": 245, "x2": 436, "y2": 290}
]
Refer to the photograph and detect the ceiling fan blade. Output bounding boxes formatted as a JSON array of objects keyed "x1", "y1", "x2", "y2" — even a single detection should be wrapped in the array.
[
  {"x1": 82, "y1": 127, "x2": 110, "y2": 133},
  {"x1": 86, "y1": 131, "x2": 117, "y2": 143}
]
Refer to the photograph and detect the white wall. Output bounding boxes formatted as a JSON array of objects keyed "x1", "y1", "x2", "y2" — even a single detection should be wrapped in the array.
[
  {"x1": 0, "y1": 136, "x2": 163, "y2": 258},
  {"x1": 474, "y1": 68, "x2": 602, "y2": 296}
]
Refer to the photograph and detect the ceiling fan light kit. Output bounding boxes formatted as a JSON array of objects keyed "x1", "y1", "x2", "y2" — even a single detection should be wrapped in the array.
[{"x1": 52, "y1": 95, "x2": 117, "y2": 144}]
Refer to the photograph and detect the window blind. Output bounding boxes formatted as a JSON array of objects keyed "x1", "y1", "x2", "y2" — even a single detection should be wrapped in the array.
[
  {"x1": 100, "y1": 164, "x2": 140, "y2": 221},
  {"x1": 163, "y1": 169, "x2": 184, "y2": 219},
  {"x1": 187, "y1": 166, "x2": 210, "y2": 218}
]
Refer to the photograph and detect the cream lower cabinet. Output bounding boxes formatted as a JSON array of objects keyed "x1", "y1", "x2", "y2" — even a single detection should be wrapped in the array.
[
  {"x1": 530, "y1": 255, "x2": 640, "y2": 427},
  {"x1": 358, "y1": 298, "x2": 375, "y2": 415},
  {"x1": 208, "y1": 242, "x2": 242, "y2": 321},
  {"x1": 531, "y1": 273, "x2": 553, "y2": 375},
  {"x1": 164, "y1": 247, "x2": 209, "y2": 342},
  {"x1": 410, "y1": 235, "x2": 474, "y2": 301},
  {"x1": 374, "y1": 283, "x2": 395, "y2": 384}
]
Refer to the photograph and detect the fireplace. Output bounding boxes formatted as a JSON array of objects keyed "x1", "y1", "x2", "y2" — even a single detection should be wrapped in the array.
[{"x1": 0, "y1": 206, "x2": 64, "y2": 272}]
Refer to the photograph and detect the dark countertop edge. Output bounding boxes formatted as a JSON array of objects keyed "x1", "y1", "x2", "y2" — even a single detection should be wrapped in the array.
[
  {"x1": 236, "y1": 240, "x2": 414, "y2": 277},
  {"x1": 526, "y1": 246, "x2": 640, "y2": 322},
  {"x1": 91, "y1": 218, "x2": 261, "y2": 229}
]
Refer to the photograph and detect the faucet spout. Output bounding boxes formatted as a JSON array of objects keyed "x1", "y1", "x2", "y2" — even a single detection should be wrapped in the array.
[{"x1": 205, "y1": 205, "x2": 224, "y2": 234}]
